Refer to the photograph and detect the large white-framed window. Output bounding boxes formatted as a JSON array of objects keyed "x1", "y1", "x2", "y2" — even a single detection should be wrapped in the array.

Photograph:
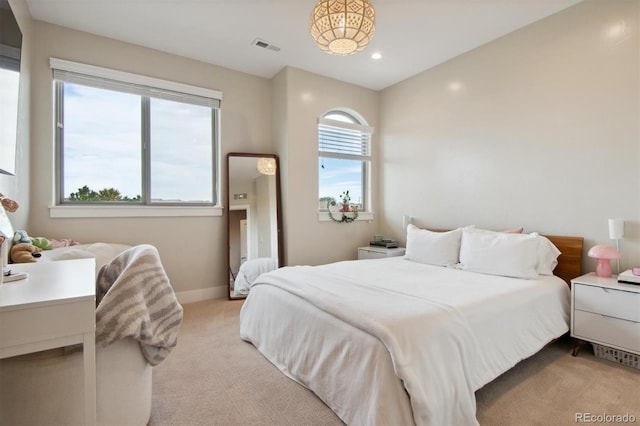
[
  {"x1": 318, "y1": 110, "x2": 373, "y2": 221},
  {"x1": 50, "y1": 58, "x2": 222, "y2": 218}
]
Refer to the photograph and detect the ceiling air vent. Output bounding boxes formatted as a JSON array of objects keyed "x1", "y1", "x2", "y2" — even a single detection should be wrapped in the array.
[{"x1": 251, "y1": 38, "x2": 281, "y2": 52}]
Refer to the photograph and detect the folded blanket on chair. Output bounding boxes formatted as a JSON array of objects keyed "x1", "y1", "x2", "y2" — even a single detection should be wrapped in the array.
[{"x1": 96, "y1": 244, "x2": 183, "y2": 366}]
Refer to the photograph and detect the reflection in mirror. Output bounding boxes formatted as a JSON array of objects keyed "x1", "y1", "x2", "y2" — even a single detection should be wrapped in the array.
[
  {"x1": 227, "y1": 153, "x2": 283, "y2": 299},
  {"x1": 0, "y1": 0, "x2": 23, "y2": 175}
]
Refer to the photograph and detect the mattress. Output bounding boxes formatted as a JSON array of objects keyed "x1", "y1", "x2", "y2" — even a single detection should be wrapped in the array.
[{"x1": 240, "y1": 257, "x2": 570, "y2": 425}]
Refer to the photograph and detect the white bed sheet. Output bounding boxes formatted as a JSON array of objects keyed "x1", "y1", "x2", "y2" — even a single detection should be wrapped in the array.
[{"x1": 240, "y1": 257, "x2": 570, "y2": 426}]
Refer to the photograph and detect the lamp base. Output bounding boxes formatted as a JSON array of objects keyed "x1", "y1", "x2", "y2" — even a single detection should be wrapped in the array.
[{"x1": 595, "y1": 258, "x2": 613, "y2": 278}]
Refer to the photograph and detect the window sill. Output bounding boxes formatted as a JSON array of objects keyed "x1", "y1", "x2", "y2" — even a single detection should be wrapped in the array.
[
  {"x1": 49, "y1": 205, "x2": 224, "y2": 218},
  {"x1": 318, "y1": 211, "x2": 374, "y2": 222}
]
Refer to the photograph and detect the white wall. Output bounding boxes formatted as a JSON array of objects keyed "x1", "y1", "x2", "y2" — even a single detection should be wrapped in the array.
[
  {"x1": 379, "y1": 0, "x2": 640, "y2": 273},
  {"x1": 26, "y1": 21, "x2": 273, "y2": 296},
  {"x1": 272, "y1": 67, "x2": 380, "y2": 266}
]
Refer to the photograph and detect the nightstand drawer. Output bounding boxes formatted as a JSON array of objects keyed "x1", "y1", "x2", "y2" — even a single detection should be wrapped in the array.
[
  {"x1": 574, "y1": 283, "x2": 640, "y2": 322},
  {"x1": 357, "y1": 247, "x2": 406, "y2": 260},
  {"x1": 573, "y1": 310, "x2": 640, "y2": 354},
  {"x1": 358, "y1": 249, "x2": 386, "y2": 260}
]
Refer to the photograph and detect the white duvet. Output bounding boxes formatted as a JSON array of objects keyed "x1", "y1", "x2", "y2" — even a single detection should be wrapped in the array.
[{"x1": 240, "y1": 257, "x2": 570, "y2": 426}]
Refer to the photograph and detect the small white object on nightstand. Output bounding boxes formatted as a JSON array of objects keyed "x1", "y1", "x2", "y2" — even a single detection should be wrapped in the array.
[
  {"x1": 2, "y1": 271, "x2": 28, "y2": 282},
  {"x1": 358, "y1": 246, "x2": 406, "y2": 260}
]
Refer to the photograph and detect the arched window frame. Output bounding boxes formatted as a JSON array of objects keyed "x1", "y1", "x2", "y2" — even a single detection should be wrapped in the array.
[{"x1": 317, "y1": 109, "x2": 374, "y2": 222}]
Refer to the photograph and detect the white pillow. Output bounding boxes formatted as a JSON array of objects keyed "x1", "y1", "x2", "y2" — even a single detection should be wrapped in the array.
[
  {"x1": 535, "y1": 234, "x2": 561, "y2": 275},
  {"x1": 404, "y1": 224, "x2": 462, "y2": 267},
  {"x1": 459, "y1": 228, "x2": 539, "y2": 279}
]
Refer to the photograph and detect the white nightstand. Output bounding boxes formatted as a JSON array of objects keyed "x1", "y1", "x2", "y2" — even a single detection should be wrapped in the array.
[
  {"x1": 0, "y1": 259, "x2": 97, "y2": 424},
  {"x1": 570, "y1": 272, "x2": 640, "y2": 357},
  {"x1": 358, "y1": 246, "x2": 406, "y2": 260}
]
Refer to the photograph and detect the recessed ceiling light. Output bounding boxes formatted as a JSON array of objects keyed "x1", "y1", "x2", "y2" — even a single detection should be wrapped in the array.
[{"x1": 371, "y1": 52, "x2": 382, "y2": 60}]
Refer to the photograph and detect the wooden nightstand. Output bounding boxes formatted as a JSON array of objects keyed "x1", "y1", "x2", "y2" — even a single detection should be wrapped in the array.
[
  {"x1": 358, "y1": 246, "x2": 406, "y2": 260},
  {"x1": 570, "y1": 272, "x2": 640, "y2": 357}
]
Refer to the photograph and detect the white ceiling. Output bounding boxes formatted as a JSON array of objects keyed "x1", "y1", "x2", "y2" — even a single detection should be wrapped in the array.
[{"x1": 25, "y1": 0, "x2": 583, "y2": 91}]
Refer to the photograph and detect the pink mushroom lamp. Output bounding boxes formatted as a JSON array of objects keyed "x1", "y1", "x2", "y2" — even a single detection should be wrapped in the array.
[{"x1": 587, "y1": 244, "x2": 620, "y2": 278}]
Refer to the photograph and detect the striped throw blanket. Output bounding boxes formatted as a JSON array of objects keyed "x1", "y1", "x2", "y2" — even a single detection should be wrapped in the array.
[{"x1": 95, "y1": 244, "x2": 183, "y2": 366}]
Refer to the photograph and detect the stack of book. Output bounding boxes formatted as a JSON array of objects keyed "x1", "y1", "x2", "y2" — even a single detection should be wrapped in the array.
[
  {"x1": 618, "y1": 269, "x2": 640, "y2": 285},
  {"x1": 369, "y1": 239, "x2": 398, "y2": 249}
]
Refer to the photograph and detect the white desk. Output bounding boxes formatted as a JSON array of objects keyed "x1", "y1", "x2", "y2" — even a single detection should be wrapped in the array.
[{"x1": 0, "y1": 258, "x2": 97, "y2": 425}]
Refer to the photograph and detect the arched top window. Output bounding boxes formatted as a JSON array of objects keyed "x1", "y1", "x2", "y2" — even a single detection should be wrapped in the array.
[
  {"x1": 318, "y1": 109, "x2": 373, "y2": 214},
  {"x1": 324, "y1": 111, "x2": 359, "y2": 123}
]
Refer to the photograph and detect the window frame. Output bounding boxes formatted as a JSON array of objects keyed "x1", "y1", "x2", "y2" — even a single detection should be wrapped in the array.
[
  {"x1": 317, "y1": 110, "x2": 373, "y2": 221},
  {"x1": 50, "y1": 58, "x2": 223, "y2": 218}
]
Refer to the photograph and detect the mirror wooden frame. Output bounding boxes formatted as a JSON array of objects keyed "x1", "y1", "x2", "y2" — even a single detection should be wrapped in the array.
[{"x1": 226, "y1": 152, "x2": 284, "y2": 300}]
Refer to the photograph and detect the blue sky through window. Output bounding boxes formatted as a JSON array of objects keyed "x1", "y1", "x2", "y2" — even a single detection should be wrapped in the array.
[
  {"x1": 64, "y1": 84, "x2": 141, "y2": 199},
  {"x1": 318, "y1": 157, "x2": 362, "y2": 206},
  {"x1": 63, "y1": 83, "x2": 213, "y2": 202},
  {"x1": 149, "y1": 98, "x2": 212, "y2": 202}
]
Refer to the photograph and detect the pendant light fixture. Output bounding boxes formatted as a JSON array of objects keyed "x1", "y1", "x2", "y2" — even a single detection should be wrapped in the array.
[
  {"x1": 309, "y1": 0, "x2": 376, "y2": 56},
  {"x1": 256, "y1": 158, "x2": 276, "y2": 176}
]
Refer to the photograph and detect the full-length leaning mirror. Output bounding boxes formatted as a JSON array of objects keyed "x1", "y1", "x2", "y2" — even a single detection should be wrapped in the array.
[{"x1": 227, "y1": 153, "x2": 283, "y2": 300}]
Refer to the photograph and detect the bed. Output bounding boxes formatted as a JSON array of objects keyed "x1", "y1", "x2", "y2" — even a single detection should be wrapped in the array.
[
  {"x1": 239, "y1": 225, "x2": 583, "y2": 426},
  {"x1": 233, "y1": 257, "x2": 279, "y2": 296}
]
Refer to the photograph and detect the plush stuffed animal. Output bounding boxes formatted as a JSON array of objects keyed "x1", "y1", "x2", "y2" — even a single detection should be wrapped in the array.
[
  {"x1": 31, "y1": 237, "x2": 53, "y2": 250},
  {"x1": 12, "y1": 230, "x2": 53, "y2": 250},
  {"x1": 13, "y1": 230, "x2": 31, "y2": 244},
  {"x1": 0, "y1": 193, "x2": 19, "y2": 213},
  {"x1": 10, "y1": 243, "x2": 42, "y2": 263}
]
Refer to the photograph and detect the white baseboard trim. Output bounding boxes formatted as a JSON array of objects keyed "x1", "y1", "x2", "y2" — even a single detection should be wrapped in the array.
[{"x1": 176, "y1": 285, "x2": 227, "y2": 304}]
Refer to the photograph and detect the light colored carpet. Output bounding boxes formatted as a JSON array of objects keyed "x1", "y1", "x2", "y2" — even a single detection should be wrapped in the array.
[{"x1": 150, "y1": 299, "x2": 640, "y2": 426}]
